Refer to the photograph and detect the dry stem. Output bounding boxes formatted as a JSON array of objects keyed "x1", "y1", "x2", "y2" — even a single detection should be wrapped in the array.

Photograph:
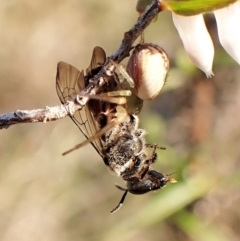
[{"x1": 0, "y1": 0, "x2": 162, "y2": 129}]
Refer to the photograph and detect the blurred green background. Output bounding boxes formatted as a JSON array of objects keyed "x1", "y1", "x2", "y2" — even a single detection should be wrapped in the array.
[{"x1": 1, "y1": 1, "x2": 240, "y2": 241}]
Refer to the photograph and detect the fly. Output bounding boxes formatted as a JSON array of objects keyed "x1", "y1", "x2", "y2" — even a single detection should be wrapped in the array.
[{"x1": 56, "y1": 46, "x2": 176, "y2": 213}]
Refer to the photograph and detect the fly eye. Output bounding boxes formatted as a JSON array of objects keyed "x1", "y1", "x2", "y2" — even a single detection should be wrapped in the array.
[
  {"x1": 135, "y1": 158, "x2": 141, "y2": 166},
  {"x1": 97, "y1": 113, "x2": 108, "y2": 128}
]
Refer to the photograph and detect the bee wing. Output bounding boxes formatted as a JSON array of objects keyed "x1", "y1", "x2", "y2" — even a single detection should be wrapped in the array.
[
  {"x1": 86, "y1": 46, "x2": 106, "y2": 75},
  {"x1": 56, "y1": 61, "x2": 103, "y2": 156}
]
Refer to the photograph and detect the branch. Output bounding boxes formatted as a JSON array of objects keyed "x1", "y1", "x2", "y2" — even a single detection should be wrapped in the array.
[
  {"x1": 0, "y1": 102, "x2": 80, "y2": 129},
  {"x1": 0, "y1": 0, "x2": 162, "y2": 130}
]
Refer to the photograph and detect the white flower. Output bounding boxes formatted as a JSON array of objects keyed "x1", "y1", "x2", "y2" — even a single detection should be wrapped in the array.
[
  {"x1": 172, "y1": 1, "x2": 240, "y2": 77},
  {"x1": 214, "y1": 2, "x2": 240, "y2": 65},
  {"x1": 172, "y1": 14, "x2": 214, "y2": 77}
]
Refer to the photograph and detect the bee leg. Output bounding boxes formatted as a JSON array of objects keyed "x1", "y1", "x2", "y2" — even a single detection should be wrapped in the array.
[
  {"x1": 115, "y1": 185, "x2": 127, "y2": 191},
  {"x1": 145, "y1": 143, "x2": 166, "y2": 150},
  {"x1": 110, "y1": 190, "x2": 128, "y2": 214},
  {"x1": 146, "y1": 143, "x2": 166, "y2": 165},
  {"x1": 147, "y1": 144, "x2": 158, "y2": 164}
]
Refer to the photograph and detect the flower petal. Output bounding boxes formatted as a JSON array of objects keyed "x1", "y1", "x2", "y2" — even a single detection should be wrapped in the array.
[
  {"x1": 214, "y1": 1, "x2": 240, "y2": 65},
  {"x1": 172, "y1": 13, "x2": 214, "y2": 77}
]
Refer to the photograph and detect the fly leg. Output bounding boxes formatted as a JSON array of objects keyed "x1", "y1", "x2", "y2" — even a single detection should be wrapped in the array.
[{"x1": 62, "y1": 106, "x2": 128, "y2": 155}]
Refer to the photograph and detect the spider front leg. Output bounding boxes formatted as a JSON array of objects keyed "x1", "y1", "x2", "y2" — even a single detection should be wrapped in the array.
[
  {"x1": 78, "y1": 89, "x2": 131, "y2": 105},
  {"x1": 109, "y1": 59, "x2": 135, "y2": 89}
]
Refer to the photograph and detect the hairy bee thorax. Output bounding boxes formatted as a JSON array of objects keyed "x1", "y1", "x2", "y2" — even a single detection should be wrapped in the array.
[{"x1": 102, "y1": 114, "x2": 152, "y2": 180}]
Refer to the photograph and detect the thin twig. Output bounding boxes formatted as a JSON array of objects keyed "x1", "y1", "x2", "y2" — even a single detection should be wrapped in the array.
[
  {"x1": 0, "y1": 103, "x2": 79, "y2": 129},
  {"x1": 0, "y1": 0, "x2": 162, "y2": 129}
]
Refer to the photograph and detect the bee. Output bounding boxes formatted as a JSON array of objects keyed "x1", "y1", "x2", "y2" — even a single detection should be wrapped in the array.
[{"x1": 56, "y1": 46, "x2": 176, "y2": 213}]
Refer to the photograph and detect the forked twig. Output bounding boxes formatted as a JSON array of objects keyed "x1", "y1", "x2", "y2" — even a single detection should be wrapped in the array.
[{"x1": 0, "y1": 0, "x2": 162, "y2": 129}]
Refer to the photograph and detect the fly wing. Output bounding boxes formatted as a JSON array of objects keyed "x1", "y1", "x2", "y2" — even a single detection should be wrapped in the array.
[
  {"x1": 86, "y1": 46, "x2": 106, "y2": 76},
  {"x1": 56, "y1": 61, "x2": 103, "y2": 156}
]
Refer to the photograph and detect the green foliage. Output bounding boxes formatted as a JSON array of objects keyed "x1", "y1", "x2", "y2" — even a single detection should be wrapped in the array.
[
  {"x1": 163, "y1": 0, "x2": 238, "y2": 15},
  {"x1": 137, "y1": 0, "x2": 238, "y2": 15}
]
